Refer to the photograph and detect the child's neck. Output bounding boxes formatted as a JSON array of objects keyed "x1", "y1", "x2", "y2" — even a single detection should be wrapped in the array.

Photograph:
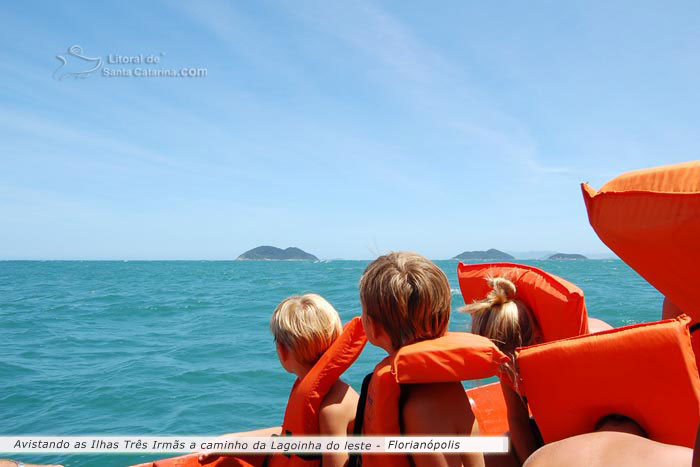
[
  {"x1": 372, "y1": 335, "x2": 396, "y2": 354},
  {"x1": 291, "y1": 362, "x2": 314, "y2": 379}
]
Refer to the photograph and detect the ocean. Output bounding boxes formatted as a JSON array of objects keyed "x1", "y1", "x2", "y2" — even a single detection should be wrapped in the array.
[{"x1": 0, "y1": 260, "x2": 663, "y2": 467}]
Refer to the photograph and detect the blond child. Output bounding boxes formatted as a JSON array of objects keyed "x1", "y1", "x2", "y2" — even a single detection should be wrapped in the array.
[
  {"x1": 200, "y1": 294, "x2": 361, "y2": 467},
  {"x1": 461, "y1": 276, "x2": 620, "y2": 465},
  {"x1": 357, "y1": 252, "x2": 485, "y2": 467},
  {"x1": 270, "y1": 294, "x2": 360, "y2": 466},
  {"x1": 461, "y1": 277, "x2": 542, "y2": 465}
]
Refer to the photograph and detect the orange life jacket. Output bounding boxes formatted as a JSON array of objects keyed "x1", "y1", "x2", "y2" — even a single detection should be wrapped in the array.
[
  {"x1": 516, "y1": 315, "x2": 700, "y2": 448},
  {"x1": 457, "y1": 262, "x2": 589, "y2": 342},
  {"x1": 268, "y1": 316, "x2": 367, "y2": 467},
  {"x1": 359, "y1": 332, "x2": 509, "y2": 467},
  {"x1": 582, "y1": 161, "x2": 700, "y2": 323}
]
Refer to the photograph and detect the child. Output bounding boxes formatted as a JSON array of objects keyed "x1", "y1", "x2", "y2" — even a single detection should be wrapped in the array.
[
  {"x1": 357, "y1": 252, "x2": 486, "y2": 467},
  {"x1": 200, "y1": 294, "x2": 365, "y2": 467},
  {"x1": 461, "y1": 277, "x2": 542, "y2": 464}
]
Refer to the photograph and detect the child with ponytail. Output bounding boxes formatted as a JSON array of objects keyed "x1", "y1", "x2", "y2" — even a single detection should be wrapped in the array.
[{"x1": 461, "y1": 276, "x2": 543, "y2": 465}]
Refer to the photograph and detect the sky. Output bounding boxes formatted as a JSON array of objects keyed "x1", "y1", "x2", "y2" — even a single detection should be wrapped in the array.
[{"x1": 1, "y1": 1, "x2": 699, "y2": 260}]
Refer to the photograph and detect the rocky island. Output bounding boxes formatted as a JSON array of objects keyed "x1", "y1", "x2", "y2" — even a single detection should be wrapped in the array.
[
  {"x1": 547, "y1": 253, "x2": 588, "y2": 260},
  {"x1": 237, "y1": 246, "x2": 319, "y2": 261},
  {"x1": 452, "y1": 249, "x2": 515, "y2": 261}
]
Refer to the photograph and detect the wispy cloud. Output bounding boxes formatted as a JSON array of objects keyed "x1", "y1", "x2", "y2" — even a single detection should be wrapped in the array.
[
  {"x1": 0, "y1": 108, "x2": 175, "y2": 168},
  {"x1": 170, "y1": 0, "x2": 305, "y2": 81},
  {"x1": 280, "y1": 0, "x2": 566, "y2": 177},
  {"x1": 166, "y1": 0, "x2": 566, "y2": 181}
]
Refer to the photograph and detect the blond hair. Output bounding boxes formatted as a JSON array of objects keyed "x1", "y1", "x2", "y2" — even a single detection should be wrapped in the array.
[
  {"x1": 460, "y1": 276, "x2": 536, "y2": 354},
  {"x1": 460, "y1": 276, "x2": 537, "y2": 386},
  {"x1": 270, "y1": 294, "x2": 342, "y2": 366},
  {"x1": 359, "y1": 252, "x2": 451, "y2": 350}
]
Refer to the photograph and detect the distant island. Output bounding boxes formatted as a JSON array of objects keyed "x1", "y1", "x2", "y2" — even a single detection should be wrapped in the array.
[
  {"x1": 452, "y1": 249, "x2": 515, "y2": 261},
  {"x1": 506, "y1": 250, "x2": 557, "y2": 260},
  {"x1": 237, "y1": 246, "x2": 319, "y2": 261},
  {"x1": 547, "y1": 253, "x2": 588, "y2": 260}
]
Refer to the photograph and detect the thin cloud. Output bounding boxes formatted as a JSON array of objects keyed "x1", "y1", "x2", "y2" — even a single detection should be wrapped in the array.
[
  {"x1": 281, "y1": 0, "x2": 569, "y2": 177},
  {"x1": 448, "y1": 121, "x2": 571, "y2": 175},
  {"x1": 0, "y1": 108, "x2": 175, "y2": 167}
]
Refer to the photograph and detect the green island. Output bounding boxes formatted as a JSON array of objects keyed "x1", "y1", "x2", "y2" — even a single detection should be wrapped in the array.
[
  {"x1": 237, "y1": 246, "x2": 319, "y2": 261},
  {"x1": 451, "y1": 248, "x2": 515, "y2": 261},
  {"x1": 547, "y1": 253, "x2": 588, "y2": 260}
]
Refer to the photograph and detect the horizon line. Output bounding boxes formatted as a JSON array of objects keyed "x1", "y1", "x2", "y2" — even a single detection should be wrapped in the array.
[{"x1": 0, "y1": 257, "x2": 620, "y2": 262}]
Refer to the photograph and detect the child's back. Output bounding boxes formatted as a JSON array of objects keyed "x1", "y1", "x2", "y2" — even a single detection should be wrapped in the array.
[{"x1": 357, "y1": 253, "x2": 485, "y2": 467}]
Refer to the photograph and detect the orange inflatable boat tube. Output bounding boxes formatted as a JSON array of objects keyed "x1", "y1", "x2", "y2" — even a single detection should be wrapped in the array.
[
  {"x1": 466, "y1": 382, "x2": 509, "y2": 436},
  {"x1": 129, "y1": 452, "x2": 262, "y2": 467}
]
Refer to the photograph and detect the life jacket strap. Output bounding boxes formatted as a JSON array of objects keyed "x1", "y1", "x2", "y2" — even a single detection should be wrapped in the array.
[
  {"x1": 272, "y1": 431, "x2": 322, "y2": 462},
  {"x1": 348, "y1": 372, "x2": 373, "y2": 467}
]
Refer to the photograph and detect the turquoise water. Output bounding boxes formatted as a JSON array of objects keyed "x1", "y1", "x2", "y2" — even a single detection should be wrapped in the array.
[{"x1": 0, "y1": 260, "x2": 663, "y2": 467}]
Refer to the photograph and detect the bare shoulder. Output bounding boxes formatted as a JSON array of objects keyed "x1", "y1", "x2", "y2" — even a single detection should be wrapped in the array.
[
  {"x1": 322, "y1": 379, "x2": 359, "y2": 408},
  {"x1": 403, "y1": 384, "x2": 484, "y2": 467},
  {"x1": 403, "y1": 382, "x2": 476, "y2": 435},
  {"x1": 524, "y1": 432, "x2": 693, "y2": 467},
  {"x1": 319, "y1": 379, "x2": 359, "y2": 435}
]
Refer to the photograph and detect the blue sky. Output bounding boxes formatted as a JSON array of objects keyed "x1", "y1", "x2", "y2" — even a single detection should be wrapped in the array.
[{"x1": 1, "y1": 1, "x2": 699, "y2": 260}]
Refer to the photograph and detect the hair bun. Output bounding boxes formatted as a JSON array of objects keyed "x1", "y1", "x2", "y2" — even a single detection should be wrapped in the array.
[{"x1": 486, "y1": 276, "x2": 517, "y2": 306}]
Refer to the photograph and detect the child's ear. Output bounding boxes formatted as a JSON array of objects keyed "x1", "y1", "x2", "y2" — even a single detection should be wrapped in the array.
[
  {"x1": 276, "y1": 342, "x2": 289, "y2": 361},
  {"x1": 362, "y1": 312, "x2": 377, "y2": 341},
  {"x1": 365, "y1": 316, "x2": 381, "y2": 339},
  {"x1": 364, "y1": 313, "x2": 393, "y2": 351},
  {"x1": 371, "y1": 319, "x2": 389, "y2": 342}
]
